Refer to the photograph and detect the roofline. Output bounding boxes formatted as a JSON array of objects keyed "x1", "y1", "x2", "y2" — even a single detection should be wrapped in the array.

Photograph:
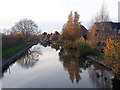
[{"x1": 94, "y1": 21, "x2": 120, "y2": 24}]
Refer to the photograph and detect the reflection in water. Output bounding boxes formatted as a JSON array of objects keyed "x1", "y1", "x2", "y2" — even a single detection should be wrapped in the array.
[
  {"x1": 17, "y1": 44, "x2": 42, "y2": 68},
  {"x1": 59, "y1": 49, "x2": 91, "y2": 83},
  {"x1": 50, "y1": 44, "x2": 59, "y2": 51},
  {"x1": 112, "y1": 78, "x2": 120, "y2": 89},
  {"x1": 41, "y1": 43, "x2": 47, "y2": 47},
  {"x1": 88, "y1": 63, "x2": 114, "y2": 88},
  {"x1": 1, "y1": 44, "x2": 120, "y2": 88},
  {"x1": 59, "y1": 49, "x2": 116, "y2": 88},
  {"x1": 60, "y1": 57, "x2": 81, "y2": 83}
]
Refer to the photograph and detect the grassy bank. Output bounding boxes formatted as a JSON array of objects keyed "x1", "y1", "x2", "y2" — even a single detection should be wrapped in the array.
[{"x1": 1, "y1": 42, "x2": 35, "y2": 60}]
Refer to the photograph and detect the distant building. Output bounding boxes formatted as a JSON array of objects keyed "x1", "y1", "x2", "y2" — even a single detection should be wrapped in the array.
[
  {"x1": 118, "y1": 1, "x2": 120, "y2": 22},
  {"x1": 80, "y1": 25, "x2": 88, "y2": 40},
  {"x1": 50, "y1": 31, "x2": 60, "y2": 41},
  {"x1": 90, "y1": 22, "x2": 120, "y2": 49}
]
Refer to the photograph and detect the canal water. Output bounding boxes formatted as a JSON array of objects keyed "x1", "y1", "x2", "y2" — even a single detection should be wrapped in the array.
[{"x1": 0, "y1": 43, "x2": 120, "y2": 88}]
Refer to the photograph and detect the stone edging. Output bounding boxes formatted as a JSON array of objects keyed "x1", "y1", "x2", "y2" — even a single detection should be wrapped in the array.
[
  {"x1": 86, "y1": 55, "x2": 112, "y2": 70},
  {"x1": 87, "y1": 55, "x2": 120, "y2": 80},
  {"x1": 1, "y1": 43, "x2": 38, "y2": 71}
]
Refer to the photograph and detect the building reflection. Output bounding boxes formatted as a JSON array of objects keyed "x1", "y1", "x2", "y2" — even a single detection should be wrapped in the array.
[
  {"x1": 17, "y1": 44, "x2": 42, "y2": 68},
  {"x1": 88, "y1": 63, "x2": 114, "y2": 88}
]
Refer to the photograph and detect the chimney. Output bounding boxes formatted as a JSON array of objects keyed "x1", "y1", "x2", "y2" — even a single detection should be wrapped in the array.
[{"x1": 118, "y1": 1, "x2": 120, "y2": 22}]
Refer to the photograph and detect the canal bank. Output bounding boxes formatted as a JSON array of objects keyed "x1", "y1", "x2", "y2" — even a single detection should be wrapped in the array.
[
  {"x1": 1, "y1": 42, "x2": 38, "y2": 71},
  {"x1": 87, "y1": 55, "x2": 111, "y2": 70},
  {"x1": 87, "y1": 55, "x2": 120, "y2": 80},
  {"x1": 1, "y1": 45, "x2": 119, "y2": 88}
]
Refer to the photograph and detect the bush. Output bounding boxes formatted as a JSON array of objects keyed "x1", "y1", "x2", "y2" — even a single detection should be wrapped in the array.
[
  {"x1": 73, "y1": 37, "x2": 85, "y2": 49},
  {"x1": 63, "y1": 40, "x2": 73, "y2": 49},
  {"x1": 77, "y1": 43, "x2": 94, "y2": 57}
]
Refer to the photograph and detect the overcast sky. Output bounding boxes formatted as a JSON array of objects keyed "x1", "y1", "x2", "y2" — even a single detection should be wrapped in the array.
[{"x1": 0, "y1": 0, "x2": 119, "y2": 33}]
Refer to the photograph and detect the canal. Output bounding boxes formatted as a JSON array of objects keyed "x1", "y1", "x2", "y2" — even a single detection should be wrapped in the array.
[{"x1": 0, "y1": 43, "x2": 120, "y2": 88}]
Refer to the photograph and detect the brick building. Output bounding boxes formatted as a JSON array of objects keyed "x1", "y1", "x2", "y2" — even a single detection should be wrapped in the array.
[
  {"x1": 80, "y1": 25, "x2": 88, "y2": 40},
  {"x1": 90, "y1": 22, "x2": 120, "y2": 49}
]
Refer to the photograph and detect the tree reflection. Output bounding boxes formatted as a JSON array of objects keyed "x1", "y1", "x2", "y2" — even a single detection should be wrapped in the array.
[
  {"x1": 41, "y1": 43, "x2": 47, "y2": 47},
  {"x1": 17, "y1": 45, "x2": 42, "y2": 68},
  {"x1": 59, "y1": 49, "x2": 91, "y2": 83},
  {"x1": 50, "y1": 44, "x2": 59, "y2": 51},
  {"x1": 88, "y1": 63, "x2": 114, "y2": 88}
]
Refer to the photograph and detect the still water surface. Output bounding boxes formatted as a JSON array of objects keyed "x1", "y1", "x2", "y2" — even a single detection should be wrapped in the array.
[{"x1": 0, "y1": 43, "x2": 120, "y2": 88}]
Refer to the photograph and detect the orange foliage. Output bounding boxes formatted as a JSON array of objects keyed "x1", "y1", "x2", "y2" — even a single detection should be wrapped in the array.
[{"x1": 60, "y1": 12, "x2": 82, "y2": 49}]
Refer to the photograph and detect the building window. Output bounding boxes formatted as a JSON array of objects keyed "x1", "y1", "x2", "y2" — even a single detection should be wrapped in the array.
[{"x1": 118, "y1": 29, "x2": 120, "y2": 34}]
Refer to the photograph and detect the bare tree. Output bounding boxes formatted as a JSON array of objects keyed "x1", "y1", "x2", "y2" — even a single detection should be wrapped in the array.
[
  {"x1": 2, "y1": 29, "x2": 10, "y2": 35},
  {"x1": 88, "y1": 3, "x2": 111, "y2": 49},
  {"x1": 11, "y1": 19, "x2": 41, "y2": 41},
  {"x1": 88, "y1": 3, "x2": 109, "y2": 31},
  {"x1": 95, "y1": 3, "x2": 109, "y2": 22}
]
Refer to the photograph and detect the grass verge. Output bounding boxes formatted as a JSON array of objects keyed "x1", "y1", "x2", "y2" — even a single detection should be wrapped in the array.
[{"x1": 1, "y1": 42, "x2": 35, "y2": 60}]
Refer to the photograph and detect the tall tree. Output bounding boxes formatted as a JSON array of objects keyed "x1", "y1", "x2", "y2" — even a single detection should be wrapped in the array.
[
  {"x1": 104, "y1": 36, "x2": 120, "y2": 74},
  {"x1": 88, "y1": 3, "x2": 110, "y2": 31},
  {"x1": 73, "y1": 12, "x2": 81, "y2": 37},
  {"x1": 62, "y1": 11, "x2": 81, "y2": 41},
  {"x1": 11, "y1": 19, "x2": 40, "y2": 41},
  {"x1": 95, "y1": 3, "x2": 109, "y2": 22},
  {"x1": 63, "y1": 11, "x2": 73, "y2": 32},
  {"x1": 60, "y1": 11, "x2": 82, "y2": 48}
]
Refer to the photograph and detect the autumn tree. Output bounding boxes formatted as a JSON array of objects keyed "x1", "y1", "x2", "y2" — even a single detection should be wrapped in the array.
[
  {"x1": 104, "y1": 36, "x2": 120, "y2": 61},
  {"x1": 60, "y1": 11, "x2": 82, "y2": 48},
  {"x1": 104, "y1": 36, "x2": 120, "y2": 74}
]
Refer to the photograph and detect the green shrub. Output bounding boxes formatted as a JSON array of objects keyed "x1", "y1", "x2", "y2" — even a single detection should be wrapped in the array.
[{"x1": 77, "y1": 43, "x2": 94, "y2": 57}]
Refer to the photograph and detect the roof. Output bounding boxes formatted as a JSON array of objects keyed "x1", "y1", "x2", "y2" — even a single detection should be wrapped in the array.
[
  {"x1": 94, "y1": 22, "x2": 120, "y2": 30},
  {"x1": 80, "y1": 25, "x2": 88, "y2": 36}
]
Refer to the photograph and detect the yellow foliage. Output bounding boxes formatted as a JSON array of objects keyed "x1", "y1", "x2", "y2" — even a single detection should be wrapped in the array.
[
  {"x1": 104, "y1": 36, "x2": 120, "y2": 75},
  {"x1": 12, "y1": 33, "x2": 23, "y2": 37},
  {"x1": 112, "y1": 60, "x2": 120, "y2": 75},
  {"x1": 104, "y1": 36, "x2": 120, "y2": 61},
  {"x1": 73, "y1": 37, "x2": 85, "y2": 48},
  {"x1": 39, "y1": 34, "x2": 44, "y2": 40}
]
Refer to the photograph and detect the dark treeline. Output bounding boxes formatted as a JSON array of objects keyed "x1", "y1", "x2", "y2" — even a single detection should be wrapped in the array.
[{"x1": 2, "y1": 34, "x2": 25, "y2": 50}]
